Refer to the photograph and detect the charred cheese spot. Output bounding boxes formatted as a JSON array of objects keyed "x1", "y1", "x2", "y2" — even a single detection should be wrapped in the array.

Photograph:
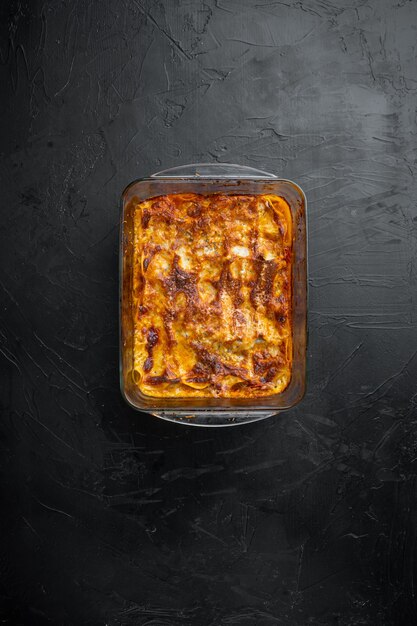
[{"x1": 132, "y1": 193, "x2": 292, "y2": 398}]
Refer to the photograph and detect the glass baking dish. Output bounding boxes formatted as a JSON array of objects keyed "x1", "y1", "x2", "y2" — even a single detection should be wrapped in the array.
[{"x1": 120, "y1": 163, "x2": 307, "y2": 426}]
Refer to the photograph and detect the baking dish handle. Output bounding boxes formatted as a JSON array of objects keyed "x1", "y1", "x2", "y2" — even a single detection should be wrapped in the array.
[{"x1": 151, "y1": 163, "x2": 277, "y2": 179}]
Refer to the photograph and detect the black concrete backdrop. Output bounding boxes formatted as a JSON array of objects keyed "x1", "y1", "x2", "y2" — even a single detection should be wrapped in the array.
[{"x1": 1, "y1": 0, "x2": 417, "y2": 624}]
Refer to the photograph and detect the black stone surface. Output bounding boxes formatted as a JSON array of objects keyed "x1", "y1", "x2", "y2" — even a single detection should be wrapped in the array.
[{"x1": 1, "y1": 0, "x2": 417, "y2": 624}]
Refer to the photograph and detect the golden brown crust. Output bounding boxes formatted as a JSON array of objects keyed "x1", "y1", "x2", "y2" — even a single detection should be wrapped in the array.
[{"x1": 131, "y1": 193, "x2": 292, "y2": 398}]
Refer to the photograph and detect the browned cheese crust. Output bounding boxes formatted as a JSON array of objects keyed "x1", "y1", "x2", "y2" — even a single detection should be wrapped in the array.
[{"x1": 132, "y1": 193, "x2": 292, "y2": 398}]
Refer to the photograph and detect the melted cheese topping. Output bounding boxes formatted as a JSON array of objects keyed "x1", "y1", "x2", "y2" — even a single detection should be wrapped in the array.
[{"x1": 132, "y1": 193, "x2": 292, "y2": 398}]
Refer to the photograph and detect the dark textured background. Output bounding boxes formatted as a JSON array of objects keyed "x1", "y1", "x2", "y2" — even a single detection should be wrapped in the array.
[{"x1": 1, "y1": 0, "x2": 417, "y2": 624}]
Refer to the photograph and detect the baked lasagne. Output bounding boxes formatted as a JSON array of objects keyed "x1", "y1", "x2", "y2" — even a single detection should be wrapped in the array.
[{"x1": 131, "y1": 193, "x2": 292, "y2": 398}]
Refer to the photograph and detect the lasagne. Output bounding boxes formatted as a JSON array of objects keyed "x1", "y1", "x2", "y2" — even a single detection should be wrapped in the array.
[{"x1": 131, "y1": 193, "x2": 292, "y2": 398}]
